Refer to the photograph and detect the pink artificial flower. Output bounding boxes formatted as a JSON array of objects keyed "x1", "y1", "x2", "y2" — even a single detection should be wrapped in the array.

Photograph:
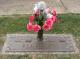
[
  {"x1": 52, "y1": 15, "x2": 57, "y2": 23},
  {"x1": 43, "y1": 23, "x2": 52, "y2": 31},
  {"x1": 33, "y1": 24, "x2": 41, "y2": 32},
  {"x1": 51, "y1": 8, "x2": 56, "y2": 16},
  {"x1": 26, "y1": 23, "x2": 33, "y2": 32},
  {"x1": 29, "y1": 15, "x2": 34, "y2": 23},
  {"x1": 45, "y1": 18, "x2": 53, "y2": 26},
  {"x1": 43, "y1": 24, "x2": 49, "y2": 31},
  {"x1": 43, "y1": 18, "x2": 53, "y2": 31}
]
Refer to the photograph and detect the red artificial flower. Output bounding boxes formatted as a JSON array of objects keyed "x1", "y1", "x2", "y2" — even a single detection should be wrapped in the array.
[
  {"x1": 51, "y1": 9, "x2": 56, "y2": 16},
  {"x1": 52, "y1": 15, "x2": 57, "y2": 23},
  {"x1": 29, "y1": 15, "x2": 34, "y2": 23},
  {"x1": 43, "y1": 18, "x2": 53, "y2": 31},
  {"x1": 43, "y1": 23, "x2": 52, "y2": 31},
  {"x1": 43, "y1": 24, "x2": 49, "y2": 31},
  {"x1": 26, "y1": 23, "x2": 33, "y2": 31},
  {"x1": 33, "y1": 24, "x2": 41, "y2": 32},
  {"x1": 45, "y1": 18, "x2": 53, "y2": 26}
]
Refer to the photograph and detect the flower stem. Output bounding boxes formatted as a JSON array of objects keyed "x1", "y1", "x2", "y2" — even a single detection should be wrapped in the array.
[{"x1": 37, "y1": 10, "x2": 44, "y2": 41}]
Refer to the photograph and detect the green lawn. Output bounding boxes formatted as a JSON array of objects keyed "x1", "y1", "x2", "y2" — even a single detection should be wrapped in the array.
[
  {"x1": 0, "y1": 13, "x2": 80, "y2": 59},
  {"x1": 0, "y1": 14, "x2": 80, "y2": 35},
  {"x1": 0, "y1": 14, "x2": 80, "y2": 37}
]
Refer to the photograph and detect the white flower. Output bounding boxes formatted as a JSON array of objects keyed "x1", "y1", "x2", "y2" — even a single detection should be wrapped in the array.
[
  {"x1": 47, "y1": 13, "x2": 53, "y2": 18},
  {"x1": 44, "y1": 8, "x2": 50, "y2": 14},
  {"x1": 33, "y1": 3, "x2": 38, "y2": 13},
  {"x1": 37, "y1": 1, "x2": 47, "y2": 10},
  {"x1": 33, "y1": 1, "x2": 47, "y2": 11}
]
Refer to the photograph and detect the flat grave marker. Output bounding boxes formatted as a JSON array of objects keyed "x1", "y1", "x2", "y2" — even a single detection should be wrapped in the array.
[{"x1": 2, "y1": 34, "x2": 79, "y2": 54}]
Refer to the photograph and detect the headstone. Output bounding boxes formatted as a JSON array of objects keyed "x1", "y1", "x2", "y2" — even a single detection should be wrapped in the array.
[{"x1": 2, "y1": 34, "x2": 79, "y2": 54}]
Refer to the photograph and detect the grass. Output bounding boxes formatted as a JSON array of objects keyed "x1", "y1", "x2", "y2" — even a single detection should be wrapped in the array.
[
  {"x1": 0, "y1": 13, "x2": 80, "y2": 59},
  {"x1": 0, "y1": 15, "x2": 29, "y2": 34},
  {"x1": 0, "y1": 14, "x2": 80, "y2": 37}
]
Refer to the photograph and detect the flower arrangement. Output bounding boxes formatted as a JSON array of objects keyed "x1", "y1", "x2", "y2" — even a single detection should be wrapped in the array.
[{"x1": 26, "y1": 1, "x2": 57, "y2": 41}]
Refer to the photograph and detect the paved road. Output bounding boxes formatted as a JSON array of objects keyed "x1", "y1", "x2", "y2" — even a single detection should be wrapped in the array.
[{"x1": 0, "y1": 0, "x2": 80, "y2": 15}]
